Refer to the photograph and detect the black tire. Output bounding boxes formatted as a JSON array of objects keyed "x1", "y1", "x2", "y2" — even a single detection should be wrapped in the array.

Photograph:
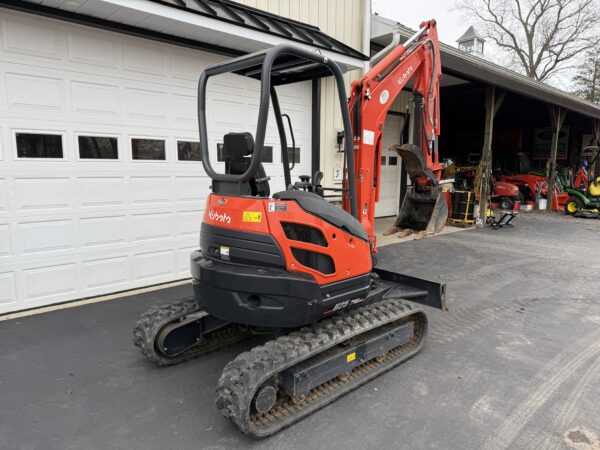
[
  {"x1": 564, "y1": 196, "x2": 583, "y2": 216},
  {"x1": 499, "y1": 197, "x2": 514, "y2": 210}
]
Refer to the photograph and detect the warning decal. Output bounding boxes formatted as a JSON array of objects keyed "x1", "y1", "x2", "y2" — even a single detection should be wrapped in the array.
[{"x1": 242, "y1": 211, "x2": 262, "y2": 223}]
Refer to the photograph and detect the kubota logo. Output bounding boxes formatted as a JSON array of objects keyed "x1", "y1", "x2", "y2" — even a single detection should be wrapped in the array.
[
  {"x1": 397, "y1": 66, "x2": 414, "y2": 86},
  {"x1": 208, "y1": 210, "x2": 231, "y2": 224}
]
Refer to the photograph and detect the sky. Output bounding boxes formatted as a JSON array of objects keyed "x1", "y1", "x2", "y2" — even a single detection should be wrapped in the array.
[
  {"x1": 371, "y1": 0, "x2": 573, "y2": 90},
  {"x1": 372, "y1": 0, "x2": 466, "y2": 47}
]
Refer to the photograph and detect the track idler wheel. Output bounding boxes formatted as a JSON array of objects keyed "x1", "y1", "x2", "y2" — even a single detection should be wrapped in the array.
[{"x1": 133, "y1": 297, "x2": 253, "y2": 366}]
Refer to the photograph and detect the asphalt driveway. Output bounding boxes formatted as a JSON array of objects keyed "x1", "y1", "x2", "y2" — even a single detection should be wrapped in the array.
[{"x1": 1, "y1": 213, "x2": 599, "y2": 450}]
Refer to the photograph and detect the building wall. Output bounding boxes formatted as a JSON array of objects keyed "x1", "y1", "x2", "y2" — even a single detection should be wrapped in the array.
[{"x1": 233, "y1": 0, "x2": 368, "y2": 187}]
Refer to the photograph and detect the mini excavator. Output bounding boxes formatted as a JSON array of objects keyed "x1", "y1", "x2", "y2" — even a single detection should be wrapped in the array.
[{"x1": 134, "y1": 21, "x2": 448, "y2": 437}]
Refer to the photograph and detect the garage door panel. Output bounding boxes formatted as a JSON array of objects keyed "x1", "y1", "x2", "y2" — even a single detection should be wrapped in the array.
[
  {"x1": 130, "y1": 177, "x2": 171, "y2": 204},
  {"x1": 19, "y1": 219, "x2": 75, "y2": 254},
  {"x1": 210, "y1": 73, "x2": 247, "y2": 94},
  {"x1": 171, "y1": 52, "x2": 210, "y2": 81},
  {"x1": 172, "y1": 94, "x2": 196, "y2": 123},
  {"x1": 14, "y1": 178, "x2": 72, "y2": 210},
  {"x1": 71, "y1": 81, "x2": 122, "y2": 116},
  {"x1": 0, "y1": 224, "x2": 12, "y2": 257},
  {"x1": 6, "y1": 73, "x2": 64, "y2": 112},
  {"x1": 2, "y1": 19, "x2": 61, "y2": 60},
  {"x1": 82, "y1": 256, "x2": 129, "y2": 289},
  {"x1": 0, "y1": 179, "x2": 7, "y2": 211},
  {"x1": 176, "y1": 210, "x2": 202, "y2": 236},
  {"x1": 126, "y1": 88, "x2": 169, "y2": 119},
  {"x1": 22, "y1": 263, "x2": 77, "y2": 300},
  {"x1": 0, "y1": 271, "x2": 17, "y2": 307},
  {"x1": 134, "y1": 250, "x2": 173, "y2": 281},
  {"x1": 174, "y1": 176, "x2": 208, "y2": 203},
  {"x1": 211, "y1": 97, "x2": 246, "y2": 129},
  {"x1": 77, "y1": 177, "x2": 127, "y2": 207},
  {"x1": 80, "y1": 216, "x2": 127, "y2": 247},
  {"x1": 124, "y1": 43, "x2": 167, "y2": 76},
  {"x1": 68, "y1": 31, "x2": 119, "y2": 68},
  {"x1": 132, "y1": 212, "x2": 171, "y2": 241}
]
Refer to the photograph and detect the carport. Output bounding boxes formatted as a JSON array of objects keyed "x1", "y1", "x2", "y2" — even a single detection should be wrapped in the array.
[{"x1": 371, "y1": 15, "x2": 600, "y2": 217}]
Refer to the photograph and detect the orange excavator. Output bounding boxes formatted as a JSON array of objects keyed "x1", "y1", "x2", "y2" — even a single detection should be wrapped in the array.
[{"x1": 134, "y1": 21, "x2": 447, "y2": 437}]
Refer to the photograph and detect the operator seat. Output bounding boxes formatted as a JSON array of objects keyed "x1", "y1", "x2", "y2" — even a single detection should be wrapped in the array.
[
  {"x1": 273, "y1": 190, "x2": 368, "y2": 241},
  {"x1": 218, "y1": 132, "x2": 270, "y2": 197}
]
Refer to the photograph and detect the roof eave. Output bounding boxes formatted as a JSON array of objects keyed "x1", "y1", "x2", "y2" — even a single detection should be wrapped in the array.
[{"x1": 370, "y1": 14, "x2": 600, "y2": 120}]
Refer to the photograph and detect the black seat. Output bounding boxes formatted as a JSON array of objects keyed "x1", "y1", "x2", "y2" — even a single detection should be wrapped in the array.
[
  {"x1": 215, "y1": 132, "x2": 270, "y2": 197},
  {"x1": 273, "y1": 190, "x2": 368, "y2": 241}
]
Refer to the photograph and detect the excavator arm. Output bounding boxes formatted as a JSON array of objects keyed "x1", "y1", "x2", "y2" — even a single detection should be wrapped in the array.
[{"x1": 344, "y1": 21, "x2": 447, "y2": 250}]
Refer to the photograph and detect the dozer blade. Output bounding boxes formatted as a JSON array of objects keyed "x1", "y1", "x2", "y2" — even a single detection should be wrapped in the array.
[{"x1": 391, "y1": 144, "x2": 448, "y2": 234}]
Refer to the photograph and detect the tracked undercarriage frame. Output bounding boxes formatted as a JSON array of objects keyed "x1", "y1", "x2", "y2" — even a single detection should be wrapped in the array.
[{"x1": 133, "y1": 267, "x2": 445, "y2": 437}]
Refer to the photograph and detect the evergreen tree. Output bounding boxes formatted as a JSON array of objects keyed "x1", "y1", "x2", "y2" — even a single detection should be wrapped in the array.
[{"x1": 572, "y1": 51, "x2": 600, "y2": 103}]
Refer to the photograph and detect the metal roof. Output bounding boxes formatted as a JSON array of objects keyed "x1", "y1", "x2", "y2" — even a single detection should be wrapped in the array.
[
  {"x1": 456, "y1": 25, "x2": 485, "y2": 43},
  {"x1": 371, "y1": 15, "x2": 600, "y2": 120},
  {"x1": 150, "y1": 0, "x2": 367, "y2": 61},
  {"x1": 9, "y1": 0, "x2": 366, "y2": 70}
]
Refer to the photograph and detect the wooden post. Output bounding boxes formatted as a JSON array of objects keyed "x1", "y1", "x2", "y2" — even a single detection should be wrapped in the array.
[
  {"x1": 478, "y1": 87, "x2": 505, "y2": 222},
  {"x1": 546, "y1": 106, "x2": 566, "y2": 211}
]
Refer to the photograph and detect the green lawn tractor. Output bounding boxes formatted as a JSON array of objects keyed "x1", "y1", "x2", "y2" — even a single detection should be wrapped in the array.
[{"x1": 564, "y1": 147, "x2": 600, "y2": 218}]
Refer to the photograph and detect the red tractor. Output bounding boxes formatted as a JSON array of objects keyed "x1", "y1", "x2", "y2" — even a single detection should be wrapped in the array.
[{"x1": 491, "y1": 179, "x2": 523, "y2": 210}]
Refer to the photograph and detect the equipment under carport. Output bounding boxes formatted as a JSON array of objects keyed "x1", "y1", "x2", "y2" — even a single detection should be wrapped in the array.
[
  {"x1": 448, "y1": 191, "x2": 476, "y2": 226},
  {"x1": 564, "y1": 146, "x2": 600, "y2": 217},
  {"x1": 486, "y1": 201, "x2": 520, "y2": 229}
]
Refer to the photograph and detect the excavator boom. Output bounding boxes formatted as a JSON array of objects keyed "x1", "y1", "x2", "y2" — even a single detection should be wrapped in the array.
[{"x1": 345, "y1": 21, "x2": 447, "y2": 249}]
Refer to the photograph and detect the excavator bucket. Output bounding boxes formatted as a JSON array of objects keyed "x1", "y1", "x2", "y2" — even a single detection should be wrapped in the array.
[{"x1": 390, "y1": 144, "x2": 448, "y2": 234}]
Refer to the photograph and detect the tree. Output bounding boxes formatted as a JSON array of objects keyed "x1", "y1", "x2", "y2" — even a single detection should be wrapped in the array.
[
  {"x1": 455, "y1": 0, "x2": 600, "y2": 82},
  {"x1": 572, "y1": 51, "x2": 600, "y2": 103}
]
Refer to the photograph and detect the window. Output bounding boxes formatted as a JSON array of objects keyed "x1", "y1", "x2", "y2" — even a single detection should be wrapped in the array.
[
  {"x1": 78, "y1": 136, "x2": 118, "y2": 159},
  {"x1": 16, "y1": 133, "x2": 63, "y2": 158},
  {"x1": 217, "y1": 143, "x2": 273, "y2": 163},
  {"x1": 381, "y1": 156, "x2": 387, "y2": 165},
  {"x1": 177, "y1": 140, "x2": 201, "y2": 161},
  {"x1": 389, "y1": 156, "x2": 398, "y2": 166},
  {"x1": 131, "y1": 138, "x2": 165, "y2": 160},
  {"x1": 287, "y1": 147, "x2": 301, "y2": 164},
  {"x1": 262, "y1": 146, "x2": 273, "y2": 163}
]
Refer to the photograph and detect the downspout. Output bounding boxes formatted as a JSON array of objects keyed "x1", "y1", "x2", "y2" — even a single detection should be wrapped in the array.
[{"x1": 363, "y1": 0, "x2": 371, "y2": 73}]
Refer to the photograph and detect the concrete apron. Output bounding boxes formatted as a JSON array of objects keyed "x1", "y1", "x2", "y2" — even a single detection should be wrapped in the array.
[{"x1": 375, "y1": 216, "x2": 472, "y2": 247}]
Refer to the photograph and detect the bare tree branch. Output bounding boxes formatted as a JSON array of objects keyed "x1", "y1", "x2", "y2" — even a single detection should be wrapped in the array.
[{"x1": 455, "y1": 0, "x2": 600, "y2": 82}]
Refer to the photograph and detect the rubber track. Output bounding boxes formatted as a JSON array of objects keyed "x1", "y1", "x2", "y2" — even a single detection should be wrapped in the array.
[
  {"x1": 216, "y1": 298, "x2": 426, "y2": 437},
  {"x1": 133, "y1": 296, "x2": 253, "y2": 366}
]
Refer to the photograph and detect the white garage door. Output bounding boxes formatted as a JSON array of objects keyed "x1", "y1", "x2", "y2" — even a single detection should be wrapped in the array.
[
  {"x1": 376, "y1": 114, "x2": 404, "y2": 217},
  {"x1": 0, "y1": 10, "x2": 311, "y2": 314}
]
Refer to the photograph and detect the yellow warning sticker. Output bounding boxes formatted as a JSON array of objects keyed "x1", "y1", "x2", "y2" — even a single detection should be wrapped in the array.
[
  {"x1": 346, "y1": 352, "x2": 356, "y2": 363},
  {"x1": 242, "y1": 211, "x2": 262, "y2": 223}
]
